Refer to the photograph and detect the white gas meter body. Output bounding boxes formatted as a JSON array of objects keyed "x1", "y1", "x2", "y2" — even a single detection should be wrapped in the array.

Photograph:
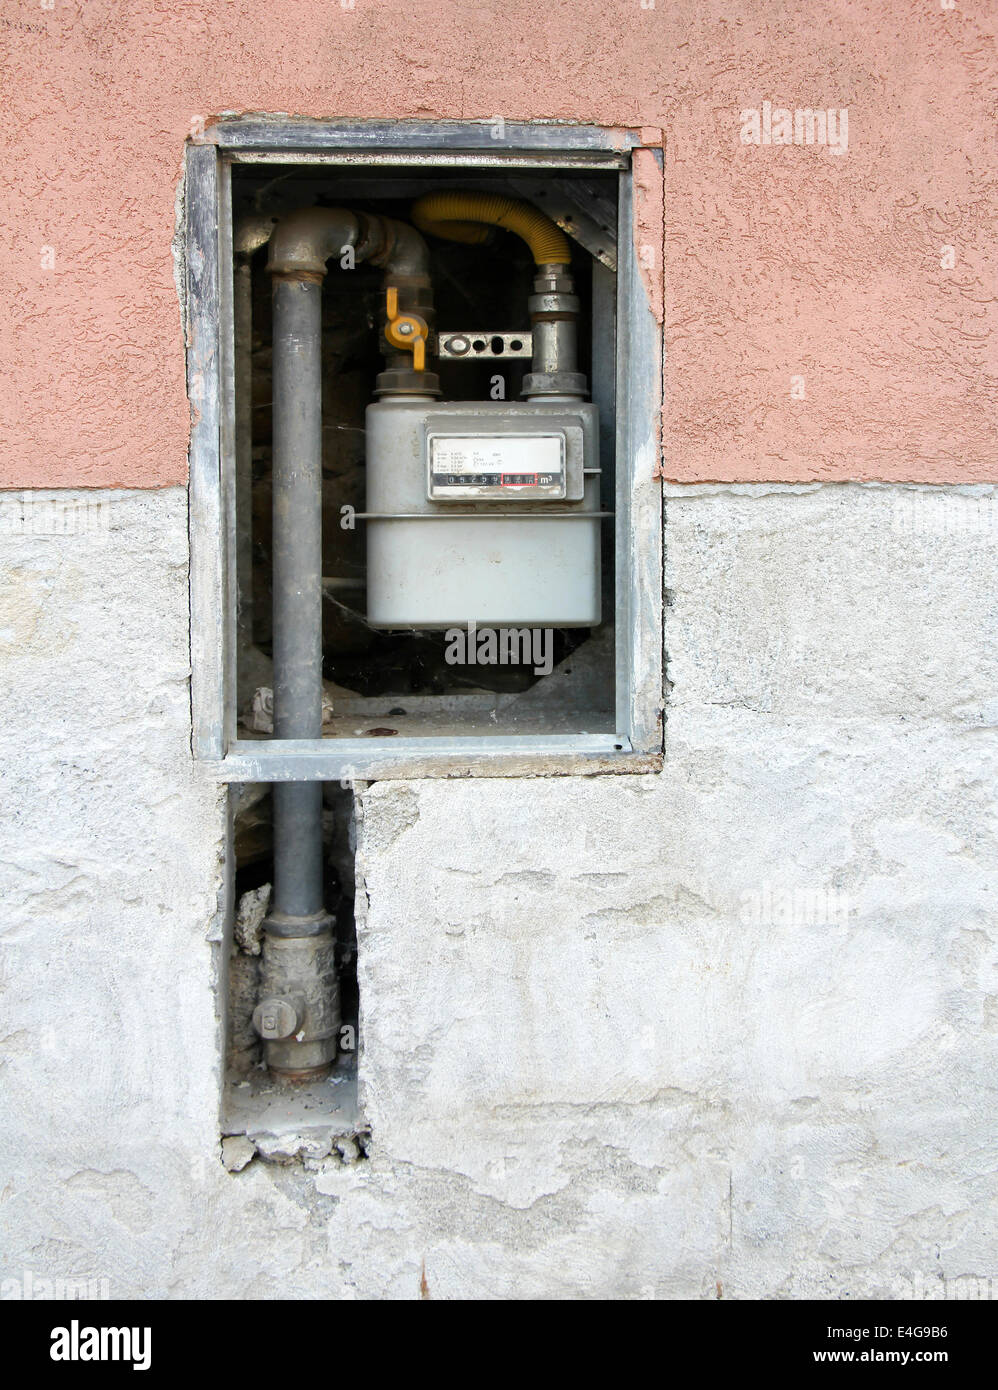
[{"x1": 365, "y1": 397, "x2": 602, "y2": 629}]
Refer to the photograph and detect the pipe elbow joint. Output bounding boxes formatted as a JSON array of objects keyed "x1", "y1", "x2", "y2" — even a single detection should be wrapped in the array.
[
  {"x1": 266, "y1": 209, "x2": 430, "y2": 283},
  {"x1": 368, "y1": 215, "x2": 431, "y2": 281},
  {"x1": 267, "y1": 207, "x2": 362, "y2": 278},
  {"x1": 234, "y1": 212, "x2": 280, "y2": 260}
]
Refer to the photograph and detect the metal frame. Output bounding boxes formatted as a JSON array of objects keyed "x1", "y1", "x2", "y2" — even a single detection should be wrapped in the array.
[{"x1": 186, "y1": 118, "x2": 663, "y2": 780}]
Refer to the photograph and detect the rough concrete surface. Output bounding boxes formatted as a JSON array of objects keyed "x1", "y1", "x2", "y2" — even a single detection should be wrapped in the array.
[{"x1": 1, "y1": 482, "x2": 995, "y2": 1299}]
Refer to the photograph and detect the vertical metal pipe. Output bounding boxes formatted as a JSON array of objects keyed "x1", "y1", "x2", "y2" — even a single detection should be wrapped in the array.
[
  {"x1": 271, "y1": 787, "x2": 325, "y2": 922},
  {"x1": 233, "y1": 215, "x2": 277, "y2": 666},
  {"x1": 524, "y1": 263, "x2": 587, "y2": 399},
  {"x1": 256, "y1": 273, "x2": 340, "y2": 1079},
  {"x1": 253, "y1": 209, "x2": 434, "y2": 1080},
  {"x1": 234, "y1": 257, "x2": 255, "y2": 656},
  {"x1": 271, "y1": 275, "x2": 325, "y2": 923}
]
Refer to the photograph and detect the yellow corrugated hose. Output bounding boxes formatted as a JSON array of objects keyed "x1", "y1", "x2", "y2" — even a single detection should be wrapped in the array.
[{"x1": 410, "y1": 191, "x2": 572, "y2": 265}]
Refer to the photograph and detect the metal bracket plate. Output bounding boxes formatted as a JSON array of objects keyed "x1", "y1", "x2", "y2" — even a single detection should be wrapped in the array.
[
  {"x1": 437, "y1": 331, "x2": 532, "y2": 360},
  {"x1": 509, "y1": 175, "x2": 618, "y2": 270}
]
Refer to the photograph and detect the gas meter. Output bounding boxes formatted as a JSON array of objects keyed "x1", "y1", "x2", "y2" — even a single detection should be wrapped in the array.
[
  {"x1": 365, "y1": 195, "x2": 602, "y2": 630},
  {"x1": 366, "y1": 398, "x2": 601, "y2": 628}
]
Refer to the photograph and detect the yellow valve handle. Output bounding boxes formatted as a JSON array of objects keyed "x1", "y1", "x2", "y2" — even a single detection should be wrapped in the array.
[{"x1": 384, "y1": 286, "x2": 428, "y2": 372}]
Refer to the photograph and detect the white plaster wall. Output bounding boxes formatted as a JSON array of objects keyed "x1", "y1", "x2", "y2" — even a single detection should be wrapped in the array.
[{"x1": 1, "y1": 483, "x2": 996, "y2": 1299}]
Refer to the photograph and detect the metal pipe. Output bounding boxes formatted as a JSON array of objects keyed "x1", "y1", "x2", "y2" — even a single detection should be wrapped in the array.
[
  {"x1": 255, "y1": 206, "x2": 434, "y2": 1079},
  {"x1": 259, "y1": 248, "x2": 347, "y2": 1080},
  {"x1": 233, "y1": 215, "x2": 278, "y2": 661},
  {"x1": 368, "y1": 215, "x2": 431, "y2": 280},
  {"x1": 523, "y1": 262, "x2": 587, "y2": 400},
  {"x1": 406, "y1": 193, "x2": 584, "y2": 396},
  {"x1": 409, "y1": 190, "x2": 572, "y2": 266},
  {"x1": 267, "y1": 207, "x2": 362, "y2": 278},
  {"x1": 271, "y1": 274, "x2": 326, "y2": 913},
  {"x1": 266, "y1": 206, "x2": 431, "y2": 281},
  {"x1": 234, "y1": 212, "x2": 282, "y2": 261}
]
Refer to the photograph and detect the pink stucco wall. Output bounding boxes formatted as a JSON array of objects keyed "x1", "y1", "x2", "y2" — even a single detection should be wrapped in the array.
[{"x1": 0, "y1": 0, "x2": 994, "y2": 487}]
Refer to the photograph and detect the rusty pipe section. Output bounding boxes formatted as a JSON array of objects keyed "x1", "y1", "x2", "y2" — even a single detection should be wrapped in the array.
[{"x1": 253, "y1": 206, "x2": 435, "y2": 1079}]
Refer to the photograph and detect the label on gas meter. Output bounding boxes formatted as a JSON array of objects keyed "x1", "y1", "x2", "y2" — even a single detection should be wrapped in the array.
[{"x1": 428, "y1": 434, "x2": 566, "y2": 500}]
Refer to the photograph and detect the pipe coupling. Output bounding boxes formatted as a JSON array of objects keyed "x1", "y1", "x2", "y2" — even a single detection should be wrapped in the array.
[
  {"x1": 255, "y1": 922, "x2": 340, "y2": 1079},
  {"x1": 525, "y1": 265, "x2": 586, "y2": 397}
]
